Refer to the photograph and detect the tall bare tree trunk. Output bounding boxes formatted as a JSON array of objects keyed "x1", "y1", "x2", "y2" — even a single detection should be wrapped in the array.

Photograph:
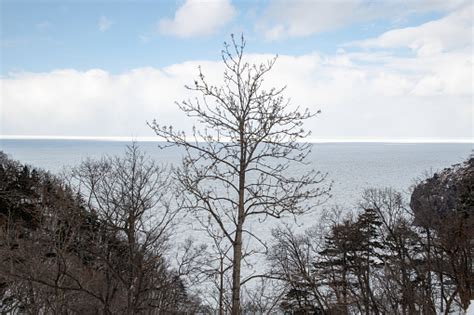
[
  {"x1": 232, "y1": 128, "x2": 246, "y2": 314},
  {"x1": 231, "y1": 223, "x2": 243, "y2": 314},
  {"x1": 219, "y1": 256, "x2": 225, "y2": 315}
]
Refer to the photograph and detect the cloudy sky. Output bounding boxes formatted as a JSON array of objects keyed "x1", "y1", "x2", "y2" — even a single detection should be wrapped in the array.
[{"x1": 1, "y1": 0, "x2": 472, "y2": 141}]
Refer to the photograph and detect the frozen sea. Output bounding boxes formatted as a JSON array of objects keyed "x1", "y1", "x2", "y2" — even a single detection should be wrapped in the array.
[{"x1": 1, "y1": 139, "x2": 471, "y2": 207}]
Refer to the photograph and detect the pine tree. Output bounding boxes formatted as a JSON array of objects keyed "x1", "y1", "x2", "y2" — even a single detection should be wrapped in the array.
[
  {"x1": 316, "y1": 220, "x2": 360, "y2": 314},
  {"x1": 353, "y1": 208, "x2": 384, "y2": 314}
]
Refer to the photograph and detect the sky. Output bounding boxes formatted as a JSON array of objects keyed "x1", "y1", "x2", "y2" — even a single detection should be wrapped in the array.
[{"x1": 1, "y1": 0, "x2": 473, "y2": 141}]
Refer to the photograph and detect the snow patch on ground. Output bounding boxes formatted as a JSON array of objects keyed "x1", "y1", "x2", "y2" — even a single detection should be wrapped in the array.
[{"x1": 466, "y1": 300, "x2": 474, "y2": 315}]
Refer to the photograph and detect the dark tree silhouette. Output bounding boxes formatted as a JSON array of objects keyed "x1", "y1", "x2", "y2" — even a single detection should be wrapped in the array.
[
  {"x1": 411, "y1": 157, "x2": 474, "y2": 312},
  {"x1": 0, "y1": 150, "x2": 201, "y2": 314}
]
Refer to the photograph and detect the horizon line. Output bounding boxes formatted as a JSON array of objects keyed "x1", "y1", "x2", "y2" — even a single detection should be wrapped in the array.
[{"x1": 1, "y1": 135, "x2": 473, "y2": 144}]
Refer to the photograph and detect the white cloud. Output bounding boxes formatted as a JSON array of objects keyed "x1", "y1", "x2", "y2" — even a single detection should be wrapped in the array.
[
  {"x1": 1, "y1": 48, "x2": 471, "y2": 140},
  {"x1": 349, "y1": 4, "x2": 472, "y2": 56},
  {"x1": 257, "y1": 0, "x2": 363, "y2": 40},
  {"x1": 256, "y1": 0, "x2": 469, "y2": 40},
  {"x1": 158, "y1": 0, "x2": 235, "y2": 37},
  {"x1": 1, "y1": 9, "x2": 472, "y2": 141},
  {"x1": 98, "y1": 16, "x2": 113, "y2": 32},
  {"x1": 1, "y1": 67, "x2": 191, "y2": 137}
]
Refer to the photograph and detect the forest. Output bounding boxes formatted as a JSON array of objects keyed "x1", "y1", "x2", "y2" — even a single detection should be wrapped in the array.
[{"x1": 0, "y1": 148, "x2": 472, "y2": 314}]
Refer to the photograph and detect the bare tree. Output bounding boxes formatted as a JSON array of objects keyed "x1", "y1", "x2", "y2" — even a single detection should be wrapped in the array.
[
  {"x1": 149, "y1": 34, "x2": 329, "y2": 313},
  {"x1": 241, "y1": 277, "x2": 285, "y2": 314},
  {"x1": 190, "y1": 223, "x2": 234, "y2": 314},
  {"x1": 70, "y1": 143, "x2": 185, "y2": 314},
  {"x1": 268, "y1": 225, "x2": 329, "y2": 312},
  {"x1": 1, "y1": 148, "x2": 204, "y2": 314}
]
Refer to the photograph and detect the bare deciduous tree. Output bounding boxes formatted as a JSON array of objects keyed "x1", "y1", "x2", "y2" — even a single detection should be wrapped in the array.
[
  {"x1": 70, "y1": 143, "x2": 185, "y2": 314},
  {"x1": 0, "y1": 146, "x2": 202, "y2": 314},
  {"x1": 150, "y1": 34, "x2": 329, "y2": 313}
]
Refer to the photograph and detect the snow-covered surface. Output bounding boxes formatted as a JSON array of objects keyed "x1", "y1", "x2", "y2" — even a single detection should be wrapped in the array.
[{"x1": 467, "y1": 300, "x2": 474, "y2": 315}]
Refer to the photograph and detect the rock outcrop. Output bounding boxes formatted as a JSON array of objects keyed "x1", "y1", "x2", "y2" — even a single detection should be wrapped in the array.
[{"x1": 410, "y1": 156, "x2": 473, "y2": 228}]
